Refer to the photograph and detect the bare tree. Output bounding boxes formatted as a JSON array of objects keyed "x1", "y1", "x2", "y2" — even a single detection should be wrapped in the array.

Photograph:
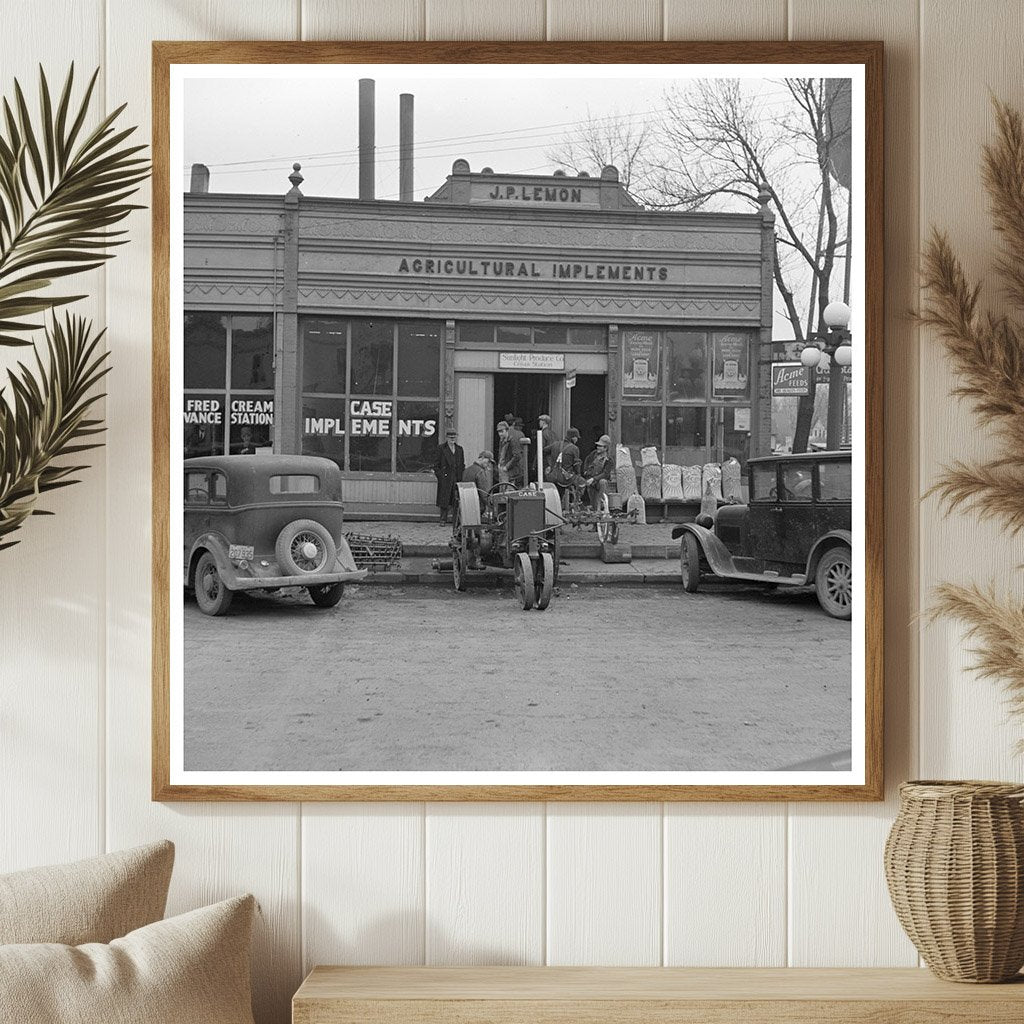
[
  {"x1": 651, "y1": 78, "x2": 849, "y2": 451},
  {"x1": 550, "y1": 80, "x2": 849, "y2": 452},
  {"x1": 545, "y1": 107, "x2": 655, "y2": 194}
]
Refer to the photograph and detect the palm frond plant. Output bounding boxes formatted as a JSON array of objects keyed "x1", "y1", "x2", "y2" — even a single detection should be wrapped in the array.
[
  {"x1": 0, "y1": 65, "x2": 147, "y2": 550},
  {"x1": 920, "y1": 98, "x2": 1024, "y2": 721}
]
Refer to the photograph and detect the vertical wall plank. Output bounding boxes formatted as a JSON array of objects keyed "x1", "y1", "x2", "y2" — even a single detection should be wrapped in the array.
[
  {"x1": 303, "y1": 805, "x2": 425, "y2": 969},
  {"x1": 103, "y1": 4, "x2": 303, "y2": 1023},
  {"x1": 664, "y1": 0, "x2": 787, "y2": 39},
  {"x1": 787, "y1": 0, "x2": 920, "y2": 967},
  {"x1": 547, "y1": 0, "x2": 662, "y2": 40},
  {"x1": 302, "y1": 0, "x2": 425, "y2": 39},
  {"x1": 425, "y1": 804, "x2": 544, "y2": 964},
  {"x1": 918, "y1": 0, "x2": 1024, "y2": 777},
  {"x1": 547, "y1": 804, "x2": 661, "y2": 964},
  {"x1": 657, "y1": 0, "x2": 789, "y2": 970},
  {"x1": 664, "y1": 805, "x2": 786, "y2": 965},
  {"x1": 0, "y1": 0, "x2": 106, "y2": 875},
  {"x1": 425, "y1": 0, "x2": 545, "y2": 41}
]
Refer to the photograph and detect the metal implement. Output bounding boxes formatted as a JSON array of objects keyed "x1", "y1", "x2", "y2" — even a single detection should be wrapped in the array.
[
  {"x1": 344, "y1": 532, "x2": 404, "y2": 571},
  {"x1": 555, "y1": 486, "x2": 638, "y2": 544},
  {"x1": 449, "y1": 481, "x2": 563, "y2": 611}
]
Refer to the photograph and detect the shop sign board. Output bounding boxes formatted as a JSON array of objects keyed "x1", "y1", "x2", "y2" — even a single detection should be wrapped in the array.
[
  {"x1": 771, "y1": 361, "x2": 853, "y2": 395},
  {"x1": 302, "y1": 400, "x2": 437, "y2": 439},
  {"x1": 772, "y1": 362, "x2": 811, "y2": 396},
  {"x1": 712, "y1": 333, "x2": 750, "y2": 399},
  {"x1": 565, "y1": 370, "x2": 577, "y2": 389},
  {"x1": 621, "y1": 330, "x2": 661, "y2": 396},
  {"x1": 499, "y1": 352, "x2": 565, "y2": 371}
]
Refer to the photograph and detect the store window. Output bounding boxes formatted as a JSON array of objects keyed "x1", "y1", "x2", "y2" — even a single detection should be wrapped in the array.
[
  {"x1": 183, "y1": 313, "x2": 275, "y2": 458},
  {"x1": 300, "y1": 317, "x2": 441, "y2": 474},
  {"x1": 619, "y1": 327, "x2": 754, "y2": 479}
]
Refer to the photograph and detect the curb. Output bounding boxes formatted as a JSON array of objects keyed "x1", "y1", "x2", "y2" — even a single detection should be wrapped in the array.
[
  {"x1": 352, "y1": 570, "x2": 682, "y2": 587},
  {"x1": 399, "y1": 543, "x2": 680, "y2": 560}
]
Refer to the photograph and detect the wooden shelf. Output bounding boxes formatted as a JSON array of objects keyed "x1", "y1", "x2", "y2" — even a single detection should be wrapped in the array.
[{"x1": 293, "y1": 966, "x2": 1024, "y2": 1023}]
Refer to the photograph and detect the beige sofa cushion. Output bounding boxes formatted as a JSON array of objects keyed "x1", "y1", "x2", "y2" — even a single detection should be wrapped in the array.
[
  {"x1": 0, "y1": 840, "x2": 174, "y2": 945},
  {"x1": 0, "y1": 894, "x2": 256, "y2": 1024}
]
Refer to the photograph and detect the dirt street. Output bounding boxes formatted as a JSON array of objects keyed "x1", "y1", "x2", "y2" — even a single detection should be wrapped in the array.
[{"x1": 184, "y1": 583, "x2": 852, "y2": 773}]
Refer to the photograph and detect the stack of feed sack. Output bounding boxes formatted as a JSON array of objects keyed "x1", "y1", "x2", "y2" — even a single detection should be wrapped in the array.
[{"x1": 640, "y1": 446, "x2": 662, "y2": 500}]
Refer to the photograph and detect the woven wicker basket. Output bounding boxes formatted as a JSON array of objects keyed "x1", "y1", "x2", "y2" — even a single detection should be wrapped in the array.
[{"x1": 884, "y1": 780, "x2": 1024, "y2": 982}]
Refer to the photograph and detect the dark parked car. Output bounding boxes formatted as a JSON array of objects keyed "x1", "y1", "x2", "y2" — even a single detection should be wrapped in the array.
[
  {"x1": 671, "y1": 451, "x2": 853, "y2": 619},
  {"x1": 184, "y1": 454, "x2": 367, "y2": 615}
]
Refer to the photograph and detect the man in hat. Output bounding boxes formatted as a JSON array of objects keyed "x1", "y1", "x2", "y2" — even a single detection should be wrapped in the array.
[
  {"x1": 463, "y1": 450, "x2": 495, "y2": 506},
  {"x1": 581, "y1": 433, "x2": 614, "y2": 511},
  {"x1": 538, "y1": 413, "x2": 559, "y2": 479},
  {"x1": 433, "y1": 428, "x2": 465, "y2": 525},
  {"x1": 497, "y1": 419, "x2": 523, "y2": 489}
]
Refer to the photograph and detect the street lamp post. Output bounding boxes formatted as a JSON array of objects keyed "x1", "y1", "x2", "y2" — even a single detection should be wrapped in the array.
[{"x1": 800, "y1": 300, "x2": 852, "y2": 450}]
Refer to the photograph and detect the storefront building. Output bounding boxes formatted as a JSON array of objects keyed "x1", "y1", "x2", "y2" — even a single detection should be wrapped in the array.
[{"x1": 184, "y1": 160, "x2": 776, "y2": 515}]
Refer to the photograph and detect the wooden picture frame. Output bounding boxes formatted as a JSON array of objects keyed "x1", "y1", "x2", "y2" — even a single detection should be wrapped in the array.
[{"x1": 153, "y1": 41, "x2": 883, "y2": 801}]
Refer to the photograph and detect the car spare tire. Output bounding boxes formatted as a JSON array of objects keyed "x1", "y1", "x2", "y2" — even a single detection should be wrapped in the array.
[{"x1": 276, "y1": 519, "x2": 337, "y2": 576}]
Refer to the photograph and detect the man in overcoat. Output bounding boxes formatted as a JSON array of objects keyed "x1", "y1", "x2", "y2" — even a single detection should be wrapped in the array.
[{"x1": 433, "y1": 428, "x2": 466, "y2": 524}]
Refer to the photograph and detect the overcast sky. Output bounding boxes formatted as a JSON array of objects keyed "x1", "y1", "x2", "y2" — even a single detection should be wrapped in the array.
[{"x1": 183, "y1": 74, "x2": 796, "y2": 199}]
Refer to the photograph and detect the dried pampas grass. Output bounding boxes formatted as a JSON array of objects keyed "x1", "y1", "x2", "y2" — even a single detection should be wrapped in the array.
[{"x1": 921, "y1": 98, "x2": 1024, "y2": 724}]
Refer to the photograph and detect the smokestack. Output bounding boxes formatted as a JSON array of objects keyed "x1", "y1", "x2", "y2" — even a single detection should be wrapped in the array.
[
  {"x1": 189, "y1": 163, "x2": 210, "y2": 193},
  {"x1": 399, "y1": 93, "x2": 414, "y2": 202},
  {"x1": 358, "y1": 79, "x2": 375, "y2": 201}
]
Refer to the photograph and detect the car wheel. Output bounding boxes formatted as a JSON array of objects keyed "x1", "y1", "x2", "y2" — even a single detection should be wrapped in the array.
[
  {"x1": 815, "y1": 546, "x2": 852, "y2": 619},
  {"x1": 276, "y1": 519, "x2": 338, "y2": 576},
  {"x1": 680, "y1": 532, "x2": 701, "y2": 593},
  {"x1": 308, "y1": 583, "x2": 345, "y2": 608},
  {"x1": 194, "y1": 552, "x2": 234, "y2": 616}
]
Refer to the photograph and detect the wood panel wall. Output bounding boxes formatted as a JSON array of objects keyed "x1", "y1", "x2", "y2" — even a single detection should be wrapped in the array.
[{"x1": 4, "y1": 2, "x2": 1023, "y2": 1022}]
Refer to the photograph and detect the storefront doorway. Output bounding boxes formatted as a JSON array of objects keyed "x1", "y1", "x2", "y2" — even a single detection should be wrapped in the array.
[
  {"x1": 568, "y1": 373, "x2": 607, "y2": 461},
  {"x1": 492, "y1": 373, "x2": 550, "y2": 430}
]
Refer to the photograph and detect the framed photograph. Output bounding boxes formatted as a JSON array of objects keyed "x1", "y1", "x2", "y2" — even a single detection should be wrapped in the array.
[{"x1": 153, "y1": 42, "x2": 883, "y2": 801}]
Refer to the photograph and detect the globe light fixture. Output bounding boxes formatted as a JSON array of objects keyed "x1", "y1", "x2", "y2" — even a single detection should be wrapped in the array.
[
  {"x1": 823, "y1": 300, "x2": 852, "y2": 330},
  {"x1": 835, "y1": 344, "x2": 853, "y2": 366},
  {"x1": 800, "y1": 345, "x2": 821, "y2": 368}
]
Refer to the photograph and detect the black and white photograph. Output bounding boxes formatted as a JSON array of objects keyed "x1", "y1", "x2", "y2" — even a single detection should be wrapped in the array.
[{"x1": 162, "y1": 51, "x2": 877, "y2": 796}]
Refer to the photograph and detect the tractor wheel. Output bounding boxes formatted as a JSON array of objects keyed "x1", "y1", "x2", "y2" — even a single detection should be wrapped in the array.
[
  {"x1": 535, "y1": 552, "x2": 554, "y2": 610},
  {"x1": 453, "y1": 545, "x2": 467, "y2": 592},
  {"x1": 513, "y1": 553, "x2": 535, "y2": 610},
  {"x1": 680, "y1": 532, "x2": 702, "y2": 593}
]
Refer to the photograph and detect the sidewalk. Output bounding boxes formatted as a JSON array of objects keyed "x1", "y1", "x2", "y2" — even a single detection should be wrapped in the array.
[{"x1": 344, "y1": 519, "x2": 683, "y2": 560}]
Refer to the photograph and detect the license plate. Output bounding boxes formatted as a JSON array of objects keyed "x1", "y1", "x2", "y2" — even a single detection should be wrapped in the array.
[{"x1": 228, "y1": 544, "x2": 255, "y2": 560}]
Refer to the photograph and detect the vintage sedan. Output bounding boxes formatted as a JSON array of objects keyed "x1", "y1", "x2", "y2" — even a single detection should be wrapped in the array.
[
  {"x1": 184, "y1": 454, "x2": 367, "y2": 615},
  {"x1": 671, "y1": 451, "x2": 853, "y2": 619}
]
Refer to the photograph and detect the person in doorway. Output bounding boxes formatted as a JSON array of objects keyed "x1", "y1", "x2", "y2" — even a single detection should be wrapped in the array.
[
  {"x1": 499, "y1": 419, "x2": 525, "y2": 488},
  {"x1": 538, "y1": 414, "x2": 559, "y2": 478},
  {"x1": 433, "y1": 428, "x2": 465, "y2": 525},
  {"x1": 581, "y1": 433, "x2": 614, "y2": 511},
  {"x1": 550, "y1": 428, "x2": 583, "y2": 500},
  {"x1": 463, "y1": 451, "x2": 495, "y2": 506}
]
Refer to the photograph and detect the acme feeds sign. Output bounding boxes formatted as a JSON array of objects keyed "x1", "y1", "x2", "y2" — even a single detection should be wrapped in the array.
[{"x1": 397, "y1": 257, "x2": 669, "y2": 282}]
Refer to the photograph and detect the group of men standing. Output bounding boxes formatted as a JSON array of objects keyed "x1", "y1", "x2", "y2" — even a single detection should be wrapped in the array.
[{"x1": 433, "y1": 413, "x2": 615, "y2": 524}]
